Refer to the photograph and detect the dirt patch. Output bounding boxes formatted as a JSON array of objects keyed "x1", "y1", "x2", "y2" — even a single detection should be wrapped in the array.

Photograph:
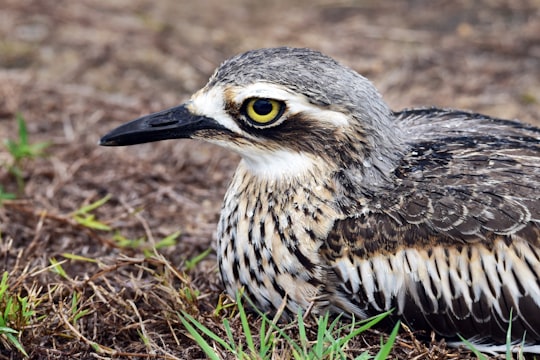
[{"x1": 1, "y1": 0, "x2": 539, "y2": 358}]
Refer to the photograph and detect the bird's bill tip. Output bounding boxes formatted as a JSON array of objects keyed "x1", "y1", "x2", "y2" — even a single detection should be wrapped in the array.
[{"x1": 99, "y1": 104, "x2": 223, "y2": 146}]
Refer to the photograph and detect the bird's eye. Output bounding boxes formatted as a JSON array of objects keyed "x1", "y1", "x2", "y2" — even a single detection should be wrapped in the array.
[{"x1": 243, "y1": 98, "x2": 284, "y2": 125}]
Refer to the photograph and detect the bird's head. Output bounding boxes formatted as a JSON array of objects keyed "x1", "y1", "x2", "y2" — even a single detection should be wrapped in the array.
[{"x1": 101, "y1": 47, "x2": 403, "y2": 182}]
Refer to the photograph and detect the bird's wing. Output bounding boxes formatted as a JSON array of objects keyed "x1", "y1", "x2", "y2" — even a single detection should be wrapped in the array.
[
  {"x1": 389, "y1": 108, "x2": 540, "y2": 242},
  {"x1": 321, "y1": 109, "x2": 540, "y2": 342}
]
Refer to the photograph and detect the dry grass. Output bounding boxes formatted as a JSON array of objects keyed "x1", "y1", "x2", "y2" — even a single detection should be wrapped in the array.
[{"x1": 1, "y1": 0, "x2": 539, "y2": 358}]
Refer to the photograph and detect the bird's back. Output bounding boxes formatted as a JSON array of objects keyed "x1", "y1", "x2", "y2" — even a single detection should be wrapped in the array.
[{"x1": 324, "y1": 108, "x2": 540, "y2": 346}]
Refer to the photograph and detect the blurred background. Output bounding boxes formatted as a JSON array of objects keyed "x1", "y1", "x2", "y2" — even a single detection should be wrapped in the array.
[{"x1": 2, "y1": 0, "x2": 539, "y2": 118}]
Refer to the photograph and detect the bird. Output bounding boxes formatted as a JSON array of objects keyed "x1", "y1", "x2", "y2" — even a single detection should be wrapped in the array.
[{"x1": 100, "y1": 47, "x2": 540, "y2": 353}]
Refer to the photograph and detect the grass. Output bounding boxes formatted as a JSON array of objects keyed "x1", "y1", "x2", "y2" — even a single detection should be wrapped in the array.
[
  {"x1": 70, "y1": 194, "x2": 181, "y2": 258},
  {"x1": 3, "y1": 113, "x2": 50, "y2": 195},
  {"x1": 0, "y1": 271, "x2": 36, "y2": 357},
  {"x1": 0, "y1": 187, "x2": 15, "y2": 206},
  {"x1": 179, "y1": 291, "x2": 401, "y2": 359},
  {"x1": 72, "y1": 194, "x2": 114, "y2": 231},
  {"x1": 459, "y1": 308, "x2": 531, "y2": 360}
]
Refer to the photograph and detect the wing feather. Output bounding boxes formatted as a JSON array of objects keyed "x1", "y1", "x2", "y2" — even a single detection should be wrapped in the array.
[{"x1": 322, "y1": 109, "x2": 540, "y2": 343}]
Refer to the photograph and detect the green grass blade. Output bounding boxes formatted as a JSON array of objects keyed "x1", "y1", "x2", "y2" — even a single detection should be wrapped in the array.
[
  {"x1": 0, "y1": 326, "x2": 18, "y2": 334},
  {"x1": 155, "y1": 230, "x2": 181, "y2": 249},
  {"x1": 355, "y1": 353, "x2": 373, "y2": 360},
  {"x1": 236, "y1": 294, "x2": 255, "y2": 355},
  {"x1": 297, "y1": 309, "x2": 308, "y2": 355},
  {"x1": 4, "y1": 331, "x2": 28, "y2": 357},
  {"x1": 0, "y1": 272, "x2": 9, "y2": 299},
  {"x1": 354, "y1": 310, "x2": 392, "y2": 331},
  {"x1": 28, "y1": 141, "x2": 51, "y2": 155},
  {"x1": 74, "y1": 214, "x2": 112, "y2": 231},
  {"x1": 18, "y1": 296, "x2": 35, "y2": 319},
  {"x1": 0, "y1": 186, "x2": 16, "y2": 204},
  {"x1": 270, "y1": 318, "x2": 304, "y2": 356},
  {"x1": 323, "y1": 316, "x2": 356, "y2": 356},
  {"x1": 314, "y1": 312, "x2": 329, "y2": 358},
  {"x1": 179, "y1": 311, "x2": 234, "y2": 351},
  {"x1": 3, "y1": 297, "x2": 14, "y2": 323},
  {"x1": 184, "y1": 247, "x2": 212, "y2": 270},
  {"x1": 49, "y1": 258, "x2": 69, "y2": 279},
  {"x1": 458, "y1": 335, "x2": 488, "y2": 360},
  {"x1": 374, "y1": 320, "x2": 400, "y2": 360},
  {"x1": 222, "y1": 318, "x2": 238, "y2": 354},
  {"x1": 506, "y1": 308, "x2": 513, "y2": 360},
  {"x1": 62, "y1": 253, "x2": 98, "y2": 263},
  {"x1": 257, "y1": 317, "x2": 271, "y2": 358},
  {"x1": 75, "y1": 195, "x2": 111, "y2": 215},
  {"x1": 177, "y1": 312, "x2": 221, "y2": 360},
  {"x1": 245, "y1": 298, "x2": 303, "y2": 356},
  {"x1": 16, "y1": 113, "x2": 28, "y2": 146}
]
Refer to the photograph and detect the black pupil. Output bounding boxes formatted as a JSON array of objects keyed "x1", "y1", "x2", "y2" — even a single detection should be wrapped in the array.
[{"x1": 253, "y1": 99, "x2": 273, "y2": 115}]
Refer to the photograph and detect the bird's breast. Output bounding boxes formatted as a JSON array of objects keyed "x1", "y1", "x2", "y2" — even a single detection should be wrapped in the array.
[{"x1": 216, "y1": 162, "x2": 339, "y2": 316}]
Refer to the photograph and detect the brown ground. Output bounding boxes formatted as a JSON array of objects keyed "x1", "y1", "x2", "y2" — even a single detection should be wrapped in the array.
[{"x1": 1, "y1": 0, "x2": 539, "y2": 359}]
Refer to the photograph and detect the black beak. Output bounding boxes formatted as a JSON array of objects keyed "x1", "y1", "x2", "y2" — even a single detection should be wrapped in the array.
[{"x1": 99, "y1": 104, "x2": 226, "y2": 146}]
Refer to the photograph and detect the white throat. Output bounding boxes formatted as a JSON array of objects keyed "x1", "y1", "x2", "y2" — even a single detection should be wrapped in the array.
[{"x1": 239, "y1": 150, "x2": 317, "y2": 181}]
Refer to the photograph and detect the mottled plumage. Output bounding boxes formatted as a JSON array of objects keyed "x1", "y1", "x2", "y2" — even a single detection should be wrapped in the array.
[{"x1": 101, "y1": 47, "x2": 540, "y2": 353}]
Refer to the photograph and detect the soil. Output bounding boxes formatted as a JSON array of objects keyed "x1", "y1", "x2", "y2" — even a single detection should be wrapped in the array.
[{"x1": 1, "y1": 0, "x2": 539, "y2": 359}]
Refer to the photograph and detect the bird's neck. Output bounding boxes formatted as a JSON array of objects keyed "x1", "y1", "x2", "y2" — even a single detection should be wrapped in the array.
[{"x1": 220, "y1": 160, "x2": 341, "y2": 242}]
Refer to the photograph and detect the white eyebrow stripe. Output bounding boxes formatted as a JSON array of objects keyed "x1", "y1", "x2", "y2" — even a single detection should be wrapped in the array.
[
  {"x1": 233, "y1": 83, "x2": 349, "y2": 127},
  {"x1": 286, "y1": 101, "x2": 349, "y2": 127},
  {"x1": 232, "y1": 83, "x2": 296, "y2": 103}
]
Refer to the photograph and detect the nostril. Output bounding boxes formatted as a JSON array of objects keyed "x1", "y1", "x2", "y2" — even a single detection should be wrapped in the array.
[
  {"x1": 148, "y1": 111, "x2": 178, "y2": 127},
  {"x1": 149, "y1": 118, "x2": 177, "y2": 127}
]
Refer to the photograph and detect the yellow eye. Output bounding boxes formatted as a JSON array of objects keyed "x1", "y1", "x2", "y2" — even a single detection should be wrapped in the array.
[{"x1": 244, "y1": 98, "x2": 284, "y2": 125}]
